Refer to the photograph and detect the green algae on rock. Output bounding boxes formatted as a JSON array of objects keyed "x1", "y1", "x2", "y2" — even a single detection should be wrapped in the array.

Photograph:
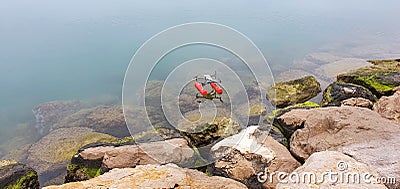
[
  {"x1": 321, "y1": 82, "x2": 377, "y2": 107},
  {"x1": 337, "y1": 59, "x2": 400, "y2": 97},
  {"x1": 0, "y1": 160, "x2": 39, "y2": 189},
  {"x1": 179, "y1": 116, "x2": 243, "y2": 147},
  {"x1": 26, "y1": 127, "x2": 116, "y2": 186},
  {"x1": 266, "y1": 76, "x2": 321, "y2": 108}
]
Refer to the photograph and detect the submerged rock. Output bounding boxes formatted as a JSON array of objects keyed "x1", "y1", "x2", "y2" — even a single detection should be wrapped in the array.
[
  {"x1": 52, "y1": 105, "x2": 139, "y2": 138},
  {"x1": 26, "y1": 127, "x2": 116, "y2": 186},
  {"x1": 45, "y1": 164, "x2": 248, "y2": 189},
  {"x1": 374, "y1": 88, "x2": 400, "y2": 124},
  {"x1": 321, "y1": 82, "x2": 377, "y2": 107},
  {"x1": 279, "y1": 106, "x2": 400, "y2": 189},
  {"x1": 276, "y1": 151, "x2": 387, "y2": 189},
  {"x1": 0, "y1": 160, "x2": 39, "y2": 189},
  {"x1": 210, "y1": 126, "x2": 300, "y2": 189},
  {"x1": 266, "y1": 76, "x2": 321, "y2": 108},
  {"x1": 304, "y1": 52, "x2": 341, "y2": 65},
  {"x1": 32, "y1": 100, "x2": 82, "y2": 135},
  {"x1": 314, "y1": 58, "x2": 372, "y2": 80},
  {"x1": 337, "y1": 59, "x2": 400, "y2": 97},
  {"x1": 65, "y1": 138, "x2": 195, "y2": 182}
]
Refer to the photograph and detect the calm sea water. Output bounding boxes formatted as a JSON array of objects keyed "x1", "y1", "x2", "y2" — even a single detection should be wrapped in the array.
[{"x1": 1, "y1": 0, "x2": 399, "y2": 146}]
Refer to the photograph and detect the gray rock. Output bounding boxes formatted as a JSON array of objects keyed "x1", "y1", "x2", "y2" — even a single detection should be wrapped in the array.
[
  {"x1": 321, "y1": 82, "x2": 377, "y2": 107},
  {"x1": 52, "y1": 105, "x2": 139, "y2": 138}
]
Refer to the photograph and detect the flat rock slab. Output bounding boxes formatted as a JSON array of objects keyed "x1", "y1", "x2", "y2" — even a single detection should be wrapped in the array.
[{"x1": 45, "y1": 164, "x2": 248, "y2": 189}]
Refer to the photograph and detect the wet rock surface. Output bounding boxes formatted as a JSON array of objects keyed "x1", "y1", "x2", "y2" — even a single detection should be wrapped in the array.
[
  {"x1": 0, "y1": 160, "x2": 39, "y2": 189},
  {"x1": 52, "y1": 105, "x2": 134, "y2": 138},
  {"x1": 45, "y1": 164, "x2": 248, "y2": 189},
  {"x1": 337, "y1": 59, "x2": 400, "y2": 97},
  {"x1": 26, "y1": 127, "x2": 116, "y2": 186},
  {"x1": 32, "y1": 100, "x2": 83, "y2": 135},
  {"x1": 266, "y1": 76, "x2": 321, "y2": 108},
  {"x1": 321, "y1": 82, "x2": 377, "y2": 106},
  {"x1": 276, "y1": 151, "x2": 388, "y2": 189},
  {"x1": 65, "y1": 138, "x2": 195, "y2": 182},
  {"x1": 210, "y1": 126, "x2": 300, "y2": 189}
]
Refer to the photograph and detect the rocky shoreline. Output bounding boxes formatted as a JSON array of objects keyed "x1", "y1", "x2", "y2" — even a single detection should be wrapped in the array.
[{"x1": 0, "y1": 58, "x2": 399, "y2": 188}]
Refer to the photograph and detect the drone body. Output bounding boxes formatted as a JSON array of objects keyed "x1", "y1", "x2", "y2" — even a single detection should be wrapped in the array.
[{"x1": 193, "y1": 72, "x2": 224, "y2": 103}]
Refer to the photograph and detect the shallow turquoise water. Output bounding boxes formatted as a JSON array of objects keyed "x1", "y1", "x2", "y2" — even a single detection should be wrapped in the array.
[{"x1": 0, "y1": 0, "x2": 400, "y2": 144}]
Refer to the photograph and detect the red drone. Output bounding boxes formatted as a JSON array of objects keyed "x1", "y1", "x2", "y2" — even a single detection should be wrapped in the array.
[{"x1": 194, "y1": 72, "x2": 224, "y2": 103}]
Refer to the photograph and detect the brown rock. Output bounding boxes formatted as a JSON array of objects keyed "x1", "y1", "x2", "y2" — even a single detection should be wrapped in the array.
[
  {"x1": 211, "y1": 126, "x2": 300, "y2": 188},
  {"x1": 279, "y1": 106, "x2": 400, "y2": 189},
  {"x1": 374, "y1": 91, "x2": 400, "y2": 124},
  {"x1": 276, "y1": 151, "x2": 387, "y2": 189},
  {"x1": 78, "y1": 138, "x2": 194, "y2": 169},
  {"x1": 341, "y1": 97, "x2": 373, "y2": 109},
  {"x1": 45, "y1": 164, "x2": 248, "y2": 189}
]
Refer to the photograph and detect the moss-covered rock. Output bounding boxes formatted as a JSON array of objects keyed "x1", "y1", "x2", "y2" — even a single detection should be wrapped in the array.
[
  {"x1": 179, "y1": 116, "x2": 243, "y2": 147},
  {"x1": 337, "y1": 59, "x2": 400, "y2": 97},
  {"x1": 0, "y1": 160, "x2": 39, "y2": 189},
  {"x1": 26, "y1": 127, "x2": 116, "y2": 186},
  {"x1": 321, "y1": 82, "x2": 377, "y2": 107},
  {"x1": 266, "y1": 76, "x2": 321, "y2": 108}
]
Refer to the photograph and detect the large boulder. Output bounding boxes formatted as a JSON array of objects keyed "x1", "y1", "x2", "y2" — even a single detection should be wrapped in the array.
[
  {"x1": 337, "y1": 59, "x2": 400, "y2": 97},
  {"x1": 278, "y1": 106, "x2": 400, "y2": 189},
  {"x1": 0, "y1": 160, "x2": 39, "y2": 189},
  {"x1": 32, "y1": 100, "x2": 82, "y2": 135},
  {"x1": 374, "y1": 88, "x2": 400, "y2": 124},
  {"x1": 45, "y1": 164, "x2": 248, "y2": 189},
  {"x1": 266, "y1": 76, "x2": 321, "y2": 108},
  {"x1": 210, "y1": 126, "x2": 301, "y2": 189},
  {"x1": 266, "y1": 101, "x2": 320, "y2": 140},
  {"x1": 321, "y1": 82, "x2": 377, "y2": 107},
  {"x1": 65, "y1": 138, "x2": 195, "y2": 182},
  {"x1": 26, "y1": 127, "x2": 116, "y2": 186},
  {"x1": 52, "y1": 105, "x2": 140, "y2": 138},
  {"x1": 276, "y1": 151, "x2": 387, "y2": 189}
]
